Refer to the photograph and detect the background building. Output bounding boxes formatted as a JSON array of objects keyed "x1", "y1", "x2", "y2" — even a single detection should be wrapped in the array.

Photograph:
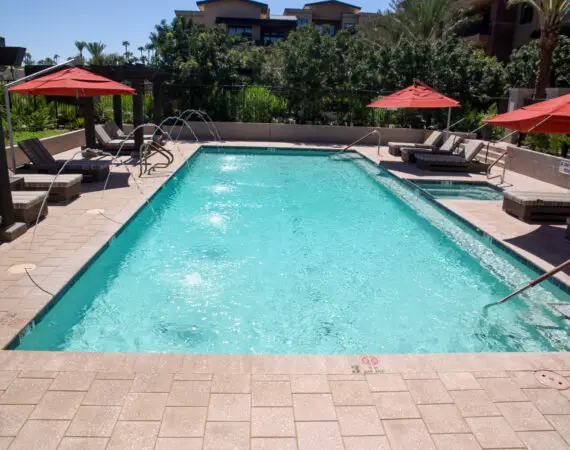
[
  {"x1": 459, "y1": 0, "x2": 570, "y2": 60},
  {"x1": 175, "y1": 0, "x2": 375, "y2": 44}
]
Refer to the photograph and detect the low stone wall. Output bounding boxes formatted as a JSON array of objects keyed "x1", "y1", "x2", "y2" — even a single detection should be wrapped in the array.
[
  {"x1": 161, "y1": 122, "x2": 425, "y2": 146},
  {"x1": 8, "y1": 129, "x2": 85, "y2": 169},
  {"x1": 507, "y1": 144, "x2": 570, "y2": 189}
]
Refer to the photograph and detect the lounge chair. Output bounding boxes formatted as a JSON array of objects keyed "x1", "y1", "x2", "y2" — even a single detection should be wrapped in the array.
[
  {"x1": 95, "y1": 124, "x2": 157, "y2": 152},
  {"x1": 388, "y1": 131, "x2": 444, "y2": 156},
  {"x1": 18, "y1": 138, "x2": 111, "y2": 183},
  {"x1": 9, "y1": 170, "x2": 82, "y2": 203},
  {"x1": 400, "y1": 134, "x2": 463, "y2": 163},
  {"x1": 103, "y1": 120, "x2": 167, "y2": 143},
  {"x1": 414, "y1": 140, "x2": 489, "y2": 172},
  {"x1": 503, "y1": 191, "x2": 570, "y2": 223},
  {"x1": 11, "y1": 191, "x2": 48, "y2": 224}
]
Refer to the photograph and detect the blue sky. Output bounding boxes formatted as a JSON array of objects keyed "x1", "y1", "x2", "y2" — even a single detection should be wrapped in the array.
[{"x1": 1, "y1": 0, "x2": 387, "y2": 62}]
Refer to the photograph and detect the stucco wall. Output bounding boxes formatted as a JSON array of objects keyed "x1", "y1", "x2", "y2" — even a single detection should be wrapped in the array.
[
  {"x1": 163, "y1": 122, "x2": 425, "y2": 145},
  {"x1": 8, "y1": 129, "x2": 85, "y2": 169},
  {"x1": 507, "y1": 144, "x2": 570, "y2": 189}
]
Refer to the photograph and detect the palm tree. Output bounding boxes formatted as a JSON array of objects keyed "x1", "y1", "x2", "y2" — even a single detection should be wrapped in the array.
[
  {"x1": 75, "y1": 41, "x2": 87, "y2": 59},
  {"x1": 86, "y1": 41, "x2": 107, "y2": 65},
  {"x1": 137, "y1": 46, "x2": 145, "y2": 59},
  {"x1": 74, "y1": 41, "x2": 87, "y2": 64},
  {"x1": 53, "y1": 54, "x2": 60, "y2": 64},
  {"x1": 361, "y1": 0, "x2": 472, "y2": 44},
  {"x1": 23, "y1": 53, "x2": 33, "y2": 65},
  {"x1": 122, "y1": 41, "x2": 130, "y2": 55},
  {"x1": 508, "y1": 0, "x2": 570, "y2": 99},
  {"x1": 145, "y1": 43, "x2": 154, "y2": 60}
]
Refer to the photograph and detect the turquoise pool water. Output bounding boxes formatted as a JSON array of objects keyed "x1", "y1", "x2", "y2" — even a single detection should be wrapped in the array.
[
  {"x1": 413, "y1": 180, "x2": 503, "y2": 200},
  {"x1": 15, "y1": 148, "x2": 570, "y2": 354}
]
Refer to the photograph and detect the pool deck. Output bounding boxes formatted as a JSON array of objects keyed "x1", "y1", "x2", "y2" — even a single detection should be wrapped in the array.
[{"x1": 0, "y1": 140, "x2": 569, "y2": 449}]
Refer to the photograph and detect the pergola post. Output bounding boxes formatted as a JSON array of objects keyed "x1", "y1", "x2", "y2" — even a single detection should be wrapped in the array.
[
  {"x1": 113, "y1": 95, "x2": 123, "y2": 129},
  {"x1": 152, "y1": 78, "x2": 163, "y2": 125},
  {"x1": 0, "y1": 119, "x2": 16, "y2": 230},
  {"x1": 82, "y1": 97, "x2": 96, "y2": 149},
  {"x1": 132, "y1": 80, "x2": 144, "y2": 151}
]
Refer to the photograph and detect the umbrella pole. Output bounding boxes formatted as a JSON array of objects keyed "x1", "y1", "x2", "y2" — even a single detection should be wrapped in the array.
[
  {"x1": 446, "y1": 107, "x2": 451, "y2": 130},
  {"x1": 0, "y1": 117, "x2": 16, "y2": 230},
  {"x1": 3, "y1": 85, "x2": 16, "y2": 170}
]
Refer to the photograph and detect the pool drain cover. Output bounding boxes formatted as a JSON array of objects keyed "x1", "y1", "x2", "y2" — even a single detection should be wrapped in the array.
[
  {"x1": 86, "y1": 209, "x2": 106, "y2": 215},
  {"x1": 8, "y1": 263, "x2": 36, "y2": 274},
  {"x1": 535, "y1": 370, "x2": 569, "y2": 390}
]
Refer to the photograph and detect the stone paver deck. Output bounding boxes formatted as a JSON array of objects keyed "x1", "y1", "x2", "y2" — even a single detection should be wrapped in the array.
[
  {"x1": 0, "y1": 140, "x2": 569, "y2": 448},
  {"x1": 0, "y1": 352, "x2": 569, "y2": 449}
]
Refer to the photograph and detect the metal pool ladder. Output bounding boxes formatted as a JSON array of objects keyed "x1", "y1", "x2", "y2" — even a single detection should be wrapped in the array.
[{"x1": 330, "y1": 129, "x2": 382, "y2": 159}]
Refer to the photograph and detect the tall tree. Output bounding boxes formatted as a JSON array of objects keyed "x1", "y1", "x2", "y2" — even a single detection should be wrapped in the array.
[
  {"x1": 137, "y1": 46, "x2": 145, "y2": 59},
  {"x1": 53, "y1": 54, "x2": 59, "y2": 64},
  {"x1": 361, "y1": 0, "x2": 472, "y2": 44},
  {"x1": 86, "y1": 41, "x2": 107, "y2": 65},
  {"x1": 122, "y1": 40, "x2": 130, "y2": 54},
  {"x1": 38, "y1": 57, "x2": 55, "y2": 65},
  {"x1": 23, "y1": 53, "x2": 33, "y2": 65},
  {"x1": 508, "y1": 0, "x2": 570, "y2": 98},
  {"x1": 145, "y1": 43, "x2": 154, "y2": 60},
  {"x1": 75, "y1": 41, "x2": 87, "y2": 58}
]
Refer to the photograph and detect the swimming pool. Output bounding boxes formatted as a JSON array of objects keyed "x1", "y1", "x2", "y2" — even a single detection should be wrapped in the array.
[
  {"x1": 412, "y1": 180, "x2": 503, "y2": 200},
  {"x1": 14, "y1": 148, "x2": 570, "y2": 354}
]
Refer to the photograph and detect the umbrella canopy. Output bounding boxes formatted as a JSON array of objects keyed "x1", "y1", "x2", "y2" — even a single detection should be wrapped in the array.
[
  {"x1": 9, "y1": 67, "x2": 135, "y2": 97},
  {"x1": 484, "y1": 93, "x2": 570, "y2": 134},
  {"x1": 367, "y1": 82, "x2": 460, "y2": 109}
]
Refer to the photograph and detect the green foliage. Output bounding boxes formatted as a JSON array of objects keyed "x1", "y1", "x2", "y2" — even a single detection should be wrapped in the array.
[
  {"x1": 151, "y1": 18, "x2": 245, "y2": 86},
  {"x1": 9, "y1": 129, "x2": 67, "y2": 144},
  {"x1": 522, "y1": 133, "x2": 570, "y2": 156},
  {"x1": 236, "y1": 87, "x2": 286, "y2": 123},
  {"x1": 94, "y1": 100, "x2": 113, "y2": 123},
  {"x1": 360, "y1": 0, "x2": 474, "y2": 44},
  {"x1": 506, "y1": 35, "x2": 570, "y2": 88}
]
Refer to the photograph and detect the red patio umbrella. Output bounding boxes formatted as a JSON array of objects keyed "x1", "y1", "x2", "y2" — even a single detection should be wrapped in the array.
[
  {"x1": 484, "y1": 93, "x2": 570, "y2": 134},
  {"x1": 9, "y1": 67, "x2": 136, "y2": 97},
  {"x1": 367, "y1": 81, "x2": 460, "y2": 109},
  {"x1": 9, "y1": 67, "x2": 135, "y2": 149}
]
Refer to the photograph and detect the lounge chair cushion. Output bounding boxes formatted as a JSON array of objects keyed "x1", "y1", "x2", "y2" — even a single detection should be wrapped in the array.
[
  {"x1": 11, "y1": 191, "x2": 48, "y2": 208},
  {"x1": 503, "y1": 191, "x2": 570, "y2": 207},
  {"x1": 15, "y1": 173, "x2": 82, "y2": 188}
]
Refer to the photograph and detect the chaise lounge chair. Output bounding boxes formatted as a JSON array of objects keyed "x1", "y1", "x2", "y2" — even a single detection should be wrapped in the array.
[
  {"x1": 414, "y1": 140, "x2": 489, "y2": 172},
  {"x1": 400, "y1": 134, "x2": 463, "y2": 163},
  {"x1": 11, "y1": 191, "x2": 48, "y2": 224},
  {"x1": 95, "y1": 124, "x2": 159, "y2": 152},
  {"x1": 18, "y1": 138, "x2": 111, "y2": 183},
  {"x1": 388, "y1": 131, "x2": 444, "y2": 156},
  {"x1": 103, "y1": 120, "x2": 167, "y2": 143},
  {"x1": 9, "y1": 170, "x2": 82, "y2": 203},
  {"x1": 503, "y1": 191, "x2": 570, "y2": 223}
]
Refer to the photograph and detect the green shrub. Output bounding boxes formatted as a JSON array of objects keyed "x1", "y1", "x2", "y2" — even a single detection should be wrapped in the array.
[
  {"x1": 236, "y1": 87, "x2": 286, "y2": 123},
  {"x1": 522, "y1": 134, "x2": 570, "y2": 156}
]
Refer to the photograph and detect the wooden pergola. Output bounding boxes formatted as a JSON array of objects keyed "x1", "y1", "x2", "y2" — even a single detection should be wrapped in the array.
[
  {"x1": 23, "y1": 64, "x2": 170, "y2": 149},
  {"x1": 0, "y1": 45, "x2": 26, "y2": 240}
]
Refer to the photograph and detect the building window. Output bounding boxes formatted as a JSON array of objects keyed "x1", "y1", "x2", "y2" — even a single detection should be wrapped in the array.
[
  {"x1": 297, "y1": 17, "x2": 308, "y2": 29},
  {"x1": 228, "y1": 26, "x2": 253, "y2": 39},
  {"x1": 263, "y1": 31, "x2": 285, "y2": 45},
  {"x1": 520, "y1": 5, "x2": 533, "y2": 24},
  {"x1": 315, "y1": 23, "x2": 336, "y2": 36}
]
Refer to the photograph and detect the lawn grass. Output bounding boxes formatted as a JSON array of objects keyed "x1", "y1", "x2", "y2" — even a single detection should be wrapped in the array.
[{"x1": 6, "y1": 129, "x2": 69, "y2": 145}]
